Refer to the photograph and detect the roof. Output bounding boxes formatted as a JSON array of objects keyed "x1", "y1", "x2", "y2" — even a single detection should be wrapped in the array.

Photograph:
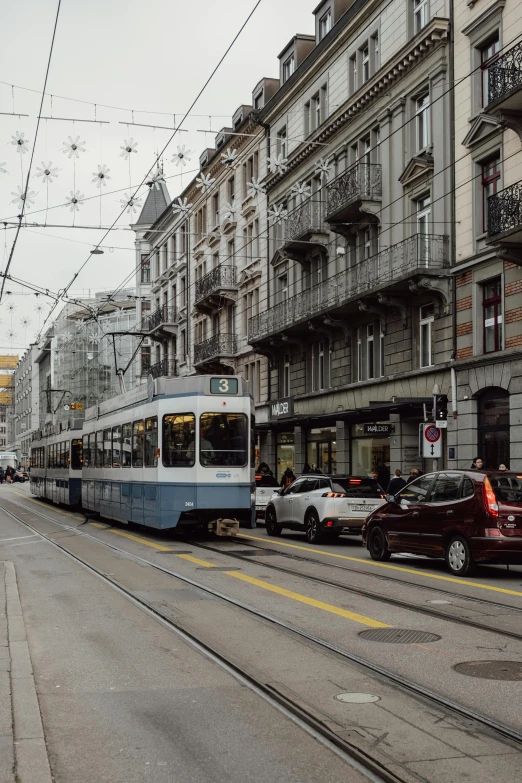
[{"x1": 134, "y1": 182, "x2": 170, "y2": 226}]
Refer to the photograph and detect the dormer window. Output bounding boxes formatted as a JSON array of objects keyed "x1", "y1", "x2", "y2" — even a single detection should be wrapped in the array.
[
  {"x1": 319, "y1": 9, "x2": 331, "y2": 40},
  {"x1": 253, "y1": 90, "x2": 263, "y2": 110},
  {"x1": 282, "y1": 55, "x2": 295, "y2": 83}
]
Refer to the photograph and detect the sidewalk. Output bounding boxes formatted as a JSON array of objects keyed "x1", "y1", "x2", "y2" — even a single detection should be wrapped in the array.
[{"x1": 1, "y1": 560, "x2": 52, "y2": 783}]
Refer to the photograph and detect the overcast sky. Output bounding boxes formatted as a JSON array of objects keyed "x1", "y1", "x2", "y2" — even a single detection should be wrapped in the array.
[{"x1": 0, "y1": 0, "x2": 314, "y2": 354}]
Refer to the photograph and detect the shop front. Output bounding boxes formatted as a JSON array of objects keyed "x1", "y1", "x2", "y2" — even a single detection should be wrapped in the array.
[
  {"x1": 351, "y1": 422, "x2": 392, "y2": 488},
  {"x1": 306, "y1": 426, "x2": 336, "y2": 474}
]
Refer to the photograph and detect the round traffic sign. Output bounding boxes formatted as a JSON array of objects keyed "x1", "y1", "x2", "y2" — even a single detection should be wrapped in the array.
[{"x1": 425, "y1": 425, "x2": 441, "y2": 443}]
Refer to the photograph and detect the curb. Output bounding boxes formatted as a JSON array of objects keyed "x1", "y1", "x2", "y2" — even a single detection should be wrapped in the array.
[{"x1": 5, "y1": 562, "x2": 52, "y2": 783}]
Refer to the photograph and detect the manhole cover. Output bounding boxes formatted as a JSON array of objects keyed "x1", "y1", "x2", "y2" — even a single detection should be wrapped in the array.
[
  {"x1": 335, "y1": 692, "x2": 380, "y2": 704},
  {"x1": 454, "y1": 660, "x2": 522, "y2": 681},
  {"x1": 359, "y1": 628, "x2": 441, "y2": 644}
]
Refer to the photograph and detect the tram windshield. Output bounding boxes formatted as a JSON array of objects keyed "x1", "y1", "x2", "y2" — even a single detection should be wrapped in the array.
[
  {"x1": 199, "y1": 413, "x2": 248, "y2": 467},
  {"x1": 163, "y1": 414, "x2": 196, "y2": 467}
]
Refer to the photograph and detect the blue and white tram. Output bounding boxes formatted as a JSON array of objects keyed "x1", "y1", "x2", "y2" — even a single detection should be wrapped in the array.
[
  {"x1": 81, "y1": 375, "x2": 255, "y2": 530},
  {"x1": 30, "y1": 426, "x2": 83, "y2": 505}
]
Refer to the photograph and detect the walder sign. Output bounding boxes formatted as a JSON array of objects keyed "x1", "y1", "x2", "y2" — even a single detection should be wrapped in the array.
[
  {"x1": 363, "y1": 423, "x2": 392, "y2": 436},
  {"x1": 270, "y1": 397, "x2": 294, "y2": 420}
]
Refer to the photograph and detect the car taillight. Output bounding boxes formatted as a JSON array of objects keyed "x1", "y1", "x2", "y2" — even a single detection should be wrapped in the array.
[
  {"x1": 322, "y1": 492, "x2": 346, "y2": 498},
  {"x1": 483, "y1": 477, "x2": 499, "y2": 518}
]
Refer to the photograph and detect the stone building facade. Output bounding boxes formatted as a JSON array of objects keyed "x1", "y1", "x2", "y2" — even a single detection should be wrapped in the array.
[
  {"x1": 450, "y1": 0, "x2": 522, "y2": 470},
  {"x1": 13, "y1": 346, "x2": 40, "y2": 466},
  {"x1": 249, "y1": 0, "x2": 454, "y2": 480}
]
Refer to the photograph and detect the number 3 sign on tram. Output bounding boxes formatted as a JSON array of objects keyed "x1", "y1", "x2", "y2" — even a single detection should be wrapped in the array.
[{"x1": 422, "y1": 424, "x2": 442, "y2": 458}]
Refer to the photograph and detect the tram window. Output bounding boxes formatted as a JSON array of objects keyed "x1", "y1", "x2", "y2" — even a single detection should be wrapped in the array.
[
  {"x1": 96, "y1": 431, "x2": 104, "y2": 468},
  {"x1": 199, "y1": 413, "x2": 248, "y2": 467},
  {"x1": 64, "y1": 441, "x2": 70, "y2": 469},
  {"x1": 84, "y1": 433, "x2": 93, "y2": 468},
  {"x1": 112, "y1": 426, "x2": 122, "y2": 468},
  {"x1": 132, "y1": 420, "x2": 144, "y2": 467},
  {"x1": 144, "y1": 417, "x2": 158, "y2": 467},
  {"x1": 49, "y1": 444, "x2": 54, "y2": 469},
  {"x1": 103, "y1": 428, "x2": 112, "y2": 468},
  {"x1": 122, "y1": 423, "x2": 132, "y2": 467},
  {"x1": 251, "y1": 414, "x2": 255, "y2": 468},
  {"x1": 71, "y1": 439, "x2": 82, "y2": 470},
  {"x1": 163, "y1": 414, "x2": 195, "y2": 467}
]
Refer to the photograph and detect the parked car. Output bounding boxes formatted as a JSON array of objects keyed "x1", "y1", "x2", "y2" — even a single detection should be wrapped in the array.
[
  {"x1": 13, "y1": 469, "x2": 28, "y2": 483},
  {"x1": 255, "y1": 474, "x2": 280, "y2": 520},
  {"x1": 362, "y1": 470, "x2": 522, "y2": 577},
  {"x1": 265, "y1": 475, "x2": 386, "y2": 543}
]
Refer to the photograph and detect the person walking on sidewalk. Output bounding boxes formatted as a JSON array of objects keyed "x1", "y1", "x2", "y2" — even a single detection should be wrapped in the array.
[{"x1": 387, "y1": 469, "x2": 406, "y2": 495}]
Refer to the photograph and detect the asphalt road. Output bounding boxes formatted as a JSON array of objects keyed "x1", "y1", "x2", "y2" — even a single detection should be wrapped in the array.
[{"x1": 2, "y1": 483, "x2": 522, "y2": 783}]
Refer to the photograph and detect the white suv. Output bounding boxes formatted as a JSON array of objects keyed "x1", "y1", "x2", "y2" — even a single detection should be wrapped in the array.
[{"x1": 265, "y1": 475, "x2": 386, "y2": 544}]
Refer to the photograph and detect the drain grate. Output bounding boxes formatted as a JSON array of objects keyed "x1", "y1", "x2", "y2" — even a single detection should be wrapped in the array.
[
  {"x1": 359, "y1": 628, "x2": 442, "y2": 644},
  {"x1": 454, "y1": 660, "x2": 522, "y2": 681}
]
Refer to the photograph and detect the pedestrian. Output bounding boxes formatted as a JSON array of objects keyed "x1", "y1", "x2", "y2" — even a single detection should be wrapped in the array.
[
  {"x1": 471, "y1": 457, "x2": 484, "y2": 469},
  {"x1": 377, "y1": 463, "x2": 390, "y2": 491},
  {"x1": 498, "y1": 463, "x2": 509, "y2": 471},
  {"x1": 387, "y1": 469, "x2": 406, "y2": 495},
  {"x1": 302, "y1": 463, "x2": 311, "y2": 474},
  {"x1": 0, "y1": 467, "x2": 4, "y2": 485},
  {"x1": 256, "y1": 462, "x2": 273, "y2": 477},
  {"x1": 406, "y1": 468, "x2": 420, "y2": 485},
  {"x1": 280, "y1": 466, "x2": 296, "y2": 490},
  {"x1": 311, "y1": 463, "x2": 322, "y2": 474}
]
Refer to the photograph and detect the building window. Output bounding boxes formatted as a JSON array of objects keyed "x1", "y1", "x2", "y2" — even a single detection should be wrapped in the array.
[
  {"x1": 228, "y1": 238, "x2": 235, "y2": 263},
  {"x1": 180, "y1": 224, "x2": 187, "y2": 255},
  {"x1": 277, "y1": 274, "x2": 288, "y2": 304},
  {"x1": 481, "y1": 155, "x2": 500, "y2": 233},
  {"x1": 304, "y1": 101, "x2": 311, "y2": 136},
  {"x1": 416, "y1": 195, "x2": 431, "y2": 261},
  {"x1": 277, "y1": 126, "x2": 287, "y2": 159},
  {"x1": 415, "y1": 92, "x2": 430, "y2": 150},
  {"x1": 483, "y1": 278, "x2": 502, "y2": 353},
  {"x1": 311, "y1": 342, "x2": 326, "y2": 392},
  {"x1": 350, "y1": 55, "x2": 357, "y2": 93},
  {"x1": 480, "y1": 34, "x2": 500, "y2": 107},
  {"x1": 246, "y1": 360, "x2": 261, "y2": 403},
  {"x1": 419, "y1": 303, "x2": 435, "y2": 367},
  {"x1": 413, "y1": 0, "x2": 429, "y2": 34},
  {"x1": 319, "y1": 10, "x2": 331, "y2": 40},
  {"x1": 180, "y1": 276, "x2": 186, "y2": 307},
  {"x1": 372, "y1": 32, "x2": 379, "y2": 70},
  {"x1": 313, "y1": 93, "x2": 321, "y2": 130},
  {"x1": 140, "y1": 253, "x2": 150, "y2": 283},
  {"x1": 228, "y1": 176, "x2": 235, "y2": 205},
  {"x1": 212, "y1": 192, "x2": 220, "y2": 227},
  {"x1": 380, "y1": 326, "x2": 385, "y2": 377},
  {"x1": 367, "y1": 324, "x2": 375, "y2": 379},
  {"x1": 283, "y1": 353, "x2": 290, "y2": 397},
  {"x1": 362, "y1": 45, "x2": 370, "y2": 84},
  {"x1": 282, "y1": 54, "x2": 295, "y2": 83},
  {"x1": 253, "y1": 90, "x2": 263, "y2": 110}
]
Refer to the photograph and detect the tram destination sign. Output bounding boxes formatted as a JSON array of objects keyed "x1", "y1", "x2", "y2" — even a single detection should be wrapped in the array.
[
  {"x1": 210, "y1": 377, "x2": 238, "y2": 395},
  {"x1": 363, "y1": 423, "x2": 391, "y2": 436},
  {"x1": 270, "y1": 397, "x2": 294, "y2": 420}
]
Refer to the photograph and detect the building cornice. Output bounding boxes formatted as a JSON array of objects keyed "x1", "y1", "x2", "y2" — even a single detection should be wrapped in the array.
[{"x1": 265, "y1": 17, "x2": 450, "y2": 193}]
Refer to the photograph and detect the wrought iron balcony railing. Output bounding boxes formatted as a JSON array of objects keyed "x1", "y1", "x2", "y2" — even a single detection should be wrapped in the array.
[
  {"x1": 148, "y1": 358, "x2": 177, "y2": 379},
  {"x1": 194, "y1": 333, "x2": 238, "y2": 365},
  {"x1": 195, "y1": 265, "x2": 237, "y2": 303},
  {"x1": 487, "y1": 41, "x2": 522, "y2": 107},
  {"x1": 248, "y1": 234, "x2": 448, "y2": 342},
  {"x1": 326, "y1": 162, "x2": 382, "y2": 220},
  {"x1": 487, "y1": 182, "x2": 522, "y2": 238},
  {"x1": 145, "y1": 305, "x2": 177, "y2": 332},
  {"x1": 283, "y1": 200, "x2": 324, "y2": 244}
]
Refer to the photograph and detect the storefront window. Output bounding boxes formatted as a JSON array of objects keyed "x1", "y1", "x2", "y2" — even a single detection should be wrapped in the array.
[
  {"x1": 306, "y1": 427, "x2": 336, "y2": 474},
  {"x1": 277, "y1": 432, "x2": 294, "y2": 481},
  {"x1": 351, "y1": 422, "x2": 391, "y2": 485},
  {"x1": 478, "y1": 389, "x2": 509, "y2": 469}
]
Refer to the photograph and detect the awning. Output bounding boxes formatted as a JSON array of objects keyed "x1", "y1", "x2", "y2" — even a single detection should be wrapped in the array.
[{"x1": 255, "y1": 398, "x2": 431, "y2": 430}]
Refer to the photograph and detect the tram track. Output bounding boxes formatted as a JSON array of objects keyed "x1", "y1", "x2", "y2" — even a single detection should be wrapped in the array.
[{"x1": 3, "y1": 495, "x2": 522, "y2": 755}]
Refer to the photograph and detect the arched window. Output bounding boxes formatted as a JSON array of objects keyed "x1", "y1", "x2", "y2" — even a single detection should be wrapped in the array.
[{"x1": 478, "y1": 388, "x2": 509, "y2": 469}]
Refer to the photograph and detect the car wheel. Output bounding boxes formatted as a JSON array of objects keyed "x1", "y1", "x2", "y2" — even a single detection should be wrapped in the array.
[
  {"x1": 305, "y1": 510, "x2": 323, "y2": 544},
  {"x1": 368, "y1": 526, "x2": 391, "y2": 561},
  {"x1": 445, "y1": 535, "x2": 474, "y2": 577},
  {"x1": 265, "y1": 507, "x2": 282, "y2": 537}
]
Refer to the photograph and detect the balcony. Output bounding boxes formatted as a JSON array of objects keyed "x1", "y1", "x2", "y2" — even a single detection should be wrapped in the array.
[
  {"x1": 487, "y1": 182, "x2": 522, "y2": 260},
  {"x1": 486, "y1": 41, "x2": 522, "y2": 114},
  {"x1": 249, "y1": 234, "x2": 448, "y2": 343},
  {"x1": 144, "y1": 305, "x2": 177, "y2": 339},
  {"x1": 194, "y1": 333, "x2": 238, "y2": 367},
  {"x1": 194, "y1": 266, "x2": 237, "y2": 314},
  {"x1": 325, "y1": 163, "x2": 382, "y2": 232},
  {"x1": 148, "y1": 358, "x2": 178, "y2": 379},
  {"x1": 280, "y1": 200, "x2": 328, "y2": 261}
]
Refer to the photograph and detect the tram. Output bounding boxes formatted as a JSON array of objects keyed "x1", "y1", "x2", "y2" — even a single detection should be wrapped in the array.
[
  {"x1": 30, "y1": 427, "x2": 83, "y2": 505},
  {"x1": 30, "y1": 375, "x2": 255, "y2": 532}
]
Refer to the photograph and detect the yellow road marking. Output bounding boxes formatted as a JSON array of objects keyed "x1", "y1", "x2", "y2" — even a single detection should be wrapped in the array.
[
  {"x1": 177, "y1": 554, "x2": 217, "y2": 567},
  {"x1": 238, "y1": 533, "x2": 522, "y2": 598},
  {"x1": 227, "y1": 571, "x2": 390, "y2": 628},
  {"x1": 9, "y1": 491, "x2": 84, "y2": 520},
  {"x1": 104, "y1": 528, "x2": 173, "y2": 552}
]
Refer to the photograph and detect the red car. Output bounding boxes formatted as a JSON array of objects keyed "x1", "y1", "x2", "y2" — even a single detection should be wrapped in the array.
[{"x1": 362, "y1": 470, "x2": 522, "y2": 576}]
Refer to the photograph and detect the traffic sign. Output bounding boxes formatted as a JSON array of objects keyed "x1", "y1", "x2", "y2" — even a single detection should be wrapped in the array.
[
  {"x1": 421, "y1": 424, "x2": 442, "y2": 458},
  {"x1": 436, "y1": 420, "x2": 448, "y2": 429}
]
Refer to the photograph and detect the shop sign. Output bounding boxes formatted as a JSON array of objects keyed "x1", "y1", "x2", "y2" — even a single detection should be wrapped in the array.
[
  {"x1": 363, "y1": 423, "x2": 391, "y2": 436},
  {"x1": 270, "y1": 397, "x2": 294, "y2": 420}
]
